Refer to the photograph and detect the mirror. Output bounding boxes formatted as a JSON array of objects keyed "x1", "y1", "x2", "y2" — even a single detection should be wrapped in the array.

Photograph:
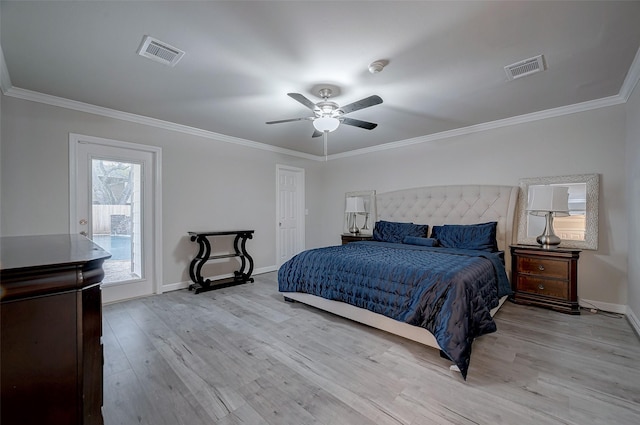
[
  {"x1": 516, "y1": 174, "x2": 599, "y2": 250},
  {"x1": 344, "y1": 190, "x2": 376, "y2": 235}
]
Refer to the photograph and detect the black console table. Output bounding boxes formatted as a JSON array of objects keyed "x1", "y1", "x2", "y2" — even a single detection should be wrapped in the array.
[{"x1": 187, "y1": 230, "x2": 254, "y2": 293}]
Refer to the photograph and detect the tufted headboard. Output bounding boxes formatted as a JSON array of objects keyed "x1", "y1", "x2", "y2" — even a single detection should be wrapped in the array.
[{"x1": 376, "y1": 185, "x2": 520, "y2": 274}]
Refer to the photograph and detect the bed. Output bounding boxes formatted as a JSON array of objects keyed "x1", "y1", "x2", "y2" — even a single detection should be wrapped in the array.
[{"x1": 278, "y1": 185, "x2": 519, "y2": 378}]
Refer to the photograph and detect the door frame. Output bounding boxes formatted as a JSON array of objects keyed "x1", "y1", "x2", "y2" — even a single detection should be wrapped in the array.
[
  {"x1": 69, "y1": 133, "x2": 164, "y2": 295},
  {"x1": 275, "y1": 164, "x2": 305, "y2": 267}
]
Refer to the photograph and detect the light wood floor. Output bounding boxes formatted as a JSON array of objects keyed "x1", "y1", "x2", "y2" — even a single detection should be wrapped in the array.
[{"x1": 103, "y1": 272, "x2": 640, "y2": 425}]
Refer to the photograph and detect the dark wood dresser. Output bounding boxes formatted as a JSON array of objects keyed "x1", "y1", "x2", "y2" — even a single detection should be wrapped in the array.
[
  {"x1": 510, "y1": 244, "x2": 581, "y2": 315},
  {"x1": 1, "y1": 234, "x2": 111, "y2": 425}
]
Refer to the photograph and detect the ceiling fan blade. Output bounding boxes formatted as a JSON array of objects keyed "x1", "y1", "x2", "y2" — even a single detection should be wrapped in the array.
[
  {"x1": 266, "y1": 117, "x2": 313, "y2": 124},
  {"x1": 341, "y1": 117, "x2": 378, "y2": 130},
  {"x1": 312, "y1": 129, "x2": 323, "y2": 138},
  {"x1": 339, "y1": 95, "x2": 383, "y2": 115},
  {"x1": 288, "y1": 93, "x2": 317, "y2": 111}
]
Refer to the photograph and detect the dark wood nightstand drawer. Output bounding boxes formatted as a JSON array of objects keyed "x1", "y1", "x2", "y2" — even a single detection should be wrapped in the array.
[
  {"x1": 516, "y1": 276, "x2": 568, "y2": 299},
  {"x1": 516, "y1": 256, "x2": 568, "y2": 279},
  {"x1": 341, "y1": 234, "x2": 373, "y2": 245},
  {"x1": 510, "y1": 245, "x2": 581, "y2": 314}
]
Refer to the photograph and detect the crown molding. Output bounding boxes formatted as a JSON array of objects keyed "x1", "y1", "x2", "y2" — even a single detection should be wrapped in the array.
[
  {"x1": 620, "y1": 46, "x2": 640, "y2": 102},
  {"x1": 3, "y1": 43, "x2": 638, "y2": 163},
  {"x1": 3, "y1": 86, "x2": 321, "y2": 161},
  {"x1": 0, "y1": 45, "x2": 12, "y2": 94},
  {"x1": 329, "y1": 94, "x2": 626, "y2": 161}
]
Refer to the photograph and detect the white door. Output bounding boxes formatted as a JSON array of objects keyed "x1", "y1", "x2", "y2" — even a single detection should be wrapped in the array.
[
  {"x1": 70, "y1": 134, "x2": 162, "y2": 303},
  {"x1": 276, "y1": 165, "x2": 305, "y2": 267}
]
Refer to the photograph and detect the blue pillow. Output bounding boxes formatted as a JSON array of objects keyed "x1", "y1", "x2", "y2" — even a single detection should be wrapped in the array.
[
  {"x1": 403, "y1": 236, "x2": 438, "y2": 247},
  {"x1": 430, "y1": 222, "x2": 498, "y2": 252},
  {"x1": 373, "y1": 221, "x2": 428, "y2": 244}
]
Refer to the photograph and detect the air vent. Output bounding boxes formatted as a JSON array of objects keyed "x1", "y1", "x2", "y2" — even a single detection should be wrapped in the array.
[
  {"x1": 137, "y1": 35, "x2": 185, "y2": 67},
  {"x1": 504, "y1": 54, "x2": 545, "y2": 81}
]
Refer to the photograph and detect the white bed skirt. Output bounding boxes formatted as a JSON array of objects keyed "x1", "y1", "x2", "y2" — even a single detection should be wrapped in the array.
[{"x1": 281, "y1": 291, "x2": 508, "y2": 350}]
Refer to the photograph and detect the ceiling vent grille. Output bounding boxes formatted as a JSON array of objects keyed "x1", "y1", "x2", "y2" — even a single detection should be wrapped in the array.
[
  {"x1": 137, "y1": 35, "x2": 185, "y2": 67},
  {"x1": 504, "y1": 54, "x2": 545, "y2": 81}
]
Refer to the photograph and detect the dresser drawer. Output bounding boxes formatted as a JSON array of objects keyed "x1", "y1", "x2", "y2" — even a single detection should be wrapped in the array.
[
  {"x1": 516, "y1": 276, "x2": 568, "y2": 299},
  {"x1": 517, "y1": 256, "x2": 568, "y2": 279}
]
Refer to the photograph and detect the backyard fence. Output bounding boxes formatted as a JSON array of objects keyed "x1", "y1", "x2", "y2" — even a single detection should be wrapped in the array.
[{"x1": 92, "y1": 205, "x2": 131, "y2": 235}]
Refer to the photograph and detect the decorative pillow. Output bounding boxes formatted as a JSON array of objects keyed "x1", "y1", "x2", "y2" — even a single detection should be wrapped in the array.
[
  {"x1": 403, "y1": 236, "x2": 438, "y2": 247},
  {"x1": 373, "y1": 220, "x2": 428, "y2": 244},
  {"x1": 430, "y1": 221, "x2": 498, "y2": 252}
]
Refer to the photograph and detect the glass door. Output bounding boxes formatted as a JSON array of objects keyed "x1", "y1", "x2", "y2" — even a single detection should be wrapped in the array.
[
  {"x1": 72, "y1": 137, "x2": 157, "y2": 303},
  {"x1": 90, "y1": 159, "x2": 142, "y2": 284}
]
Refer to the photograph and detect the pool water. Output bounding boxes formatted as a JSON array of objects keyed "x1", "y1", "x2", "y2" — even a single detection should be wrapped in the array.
[{"x1": 92, "y1": 235, "x2": 131, "y2": 260}]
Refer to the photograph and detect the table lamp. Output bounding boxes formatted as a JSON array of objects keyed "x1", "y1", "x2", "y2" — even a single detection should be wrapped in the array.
[
  {"x1": 527, "y1": 185, "x2": 570, "y2": 248},
  {"x1": 345, "y1": 197, "x2": 365, "y2": 234}
]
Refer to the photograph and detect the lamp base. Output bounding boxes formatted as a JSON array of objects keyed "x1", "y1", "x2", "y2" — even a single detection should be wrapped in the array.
[
  {"x1": 536, "y1": 233, "x2": 562, "y2": 249},
  {"x1": 348, "y1": 213, "x2": 360, "y2": 234},
  {"x1": 362, "y1": 213, "x2": 369, "y2": 230},
  {"x1": 536, "y1": 212, "x2": 562, "y2": 249}
]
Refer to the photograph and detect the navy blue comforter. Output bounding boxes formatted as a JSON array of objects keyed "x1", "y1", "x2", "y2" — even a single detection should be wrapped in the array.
[{"x1": 278, "y1": 241, "x2": 511, "y2": 378}]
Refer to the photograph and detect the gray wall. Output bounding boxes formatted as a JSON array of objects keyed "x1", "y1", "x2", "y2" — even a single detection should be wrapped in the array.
[
  {"x1": 0, "y1": 91, "x2": 634, "y2": 313},
  {"x1": 0, "y1": 94, "x2": 323, "y2": 289},
  {"x1": 321, "y1": 105, "x2": 629, "y2": 309},
  {"x1": 626, "y1": 81, "x2": 640, "y2": 325}
]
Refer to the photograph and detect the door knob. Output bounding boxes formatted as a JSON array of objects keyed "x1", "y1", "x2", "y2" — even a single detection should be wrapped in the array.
[{"x1": 80, "y1": 231, "x2": 88, "y2": 236}]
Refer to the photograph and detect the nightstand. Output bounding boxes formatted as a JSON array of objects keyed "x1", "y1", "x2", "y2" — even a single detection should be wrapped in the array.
[
  {"x1": 341, "y1": 233, "x2": 373, "y2": 245},
  {"x1": 510, "y1": 245, "x2": 581, "y2": 314}
]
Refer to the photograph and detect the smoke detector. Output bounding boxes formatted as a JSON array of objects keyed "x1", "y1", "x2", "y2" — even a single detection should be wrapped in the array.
[
  {"x1": 504, "y1": 54, "x2": 546, "y2": 81},
  {"x1": 368, "y1": 60, "x2": 388, "y2": 74},
  {"x1": 137, "y1": 35, "x2": 185, "y2": 67}
]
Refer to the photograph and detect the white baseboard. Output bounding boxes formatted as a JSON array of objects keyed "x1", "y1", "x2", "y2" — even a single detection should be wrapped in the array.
[
  {"x1": 160, "y1": 265, "x2": 277, "y2": 293},
  {"x1": 579, "y1": 299, "x2": 640, "y2": 338},
  {"x1": 626, "y1": 306, "x2": 640, "y2": 338},
  {"x1": 578, "y1": 298, "x2": 627, "y2": 314}
]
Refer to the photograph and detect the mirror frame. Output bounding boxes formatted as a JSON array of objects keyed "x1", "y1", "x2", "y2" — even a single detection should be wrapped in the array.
[
  {"x1": 516, "y1": 173, "x2": 599, "y2": 250},
  {"x1": 344, "y1": 190, "x2": 376, "y2": 235}
]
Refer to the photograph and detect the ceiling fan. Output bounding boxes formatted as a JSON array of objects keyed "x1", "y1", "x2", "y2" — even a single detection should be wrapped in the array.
[{"x1": 266, "y1": 88, "x2": 383, "y2": 137}]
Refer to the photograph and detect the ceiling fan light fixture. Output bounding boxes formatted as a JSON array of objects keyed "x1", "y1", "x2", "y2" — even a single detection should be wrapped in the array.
[
  {"x1": 267, "y1": 90, "x2": 381, "y2": 136},
  {"x1": 313, "y1": 116, "x2": 340, "y2": 133}
]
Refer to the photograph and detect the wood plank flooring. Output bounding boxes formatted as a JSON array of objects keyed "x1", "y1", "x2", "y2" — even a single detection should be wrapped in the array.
[{"x1": 103, "y1": 272, "x2": 640, "y2": 425}]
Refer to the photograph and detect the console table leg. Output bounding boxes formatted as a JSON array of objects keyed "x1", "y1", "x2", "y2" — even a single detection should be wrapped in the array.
[
  {"x1": 189, "y1": 235, "x2": 212, "y2": 291},
  {"x1": 240, "y1": 233, "x2": 254, "y2": 282}
]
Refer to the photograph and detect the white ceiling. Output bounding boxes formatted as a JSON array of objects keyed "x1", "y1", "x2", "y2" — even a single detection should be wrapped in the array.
[{"x1": 2, "y1": 1, "x2": 640, "y2": 157}]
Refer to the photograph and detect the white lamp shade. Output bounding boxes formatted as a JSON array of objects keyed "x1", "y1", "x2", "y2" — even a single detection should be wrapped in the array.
[
  {"x1": 528, "y1": 186, "x2": 570, "y2": 216},
  {"x1": 313, "y1": 116, "x2": 340, "y2": 133},
  {"x1": 345, "y1": 196, "x2": 365, "y2": 213}
]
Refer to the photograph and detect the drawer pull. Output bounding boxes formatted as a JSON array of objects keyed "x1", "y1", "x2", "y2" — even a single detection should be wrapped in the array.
[
  {"x1": 538, "y1": 265, "x2": 545, "y2": 271},
  {"x1": 538, "y1": 284, "x2": 545, "y2": 290}
]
